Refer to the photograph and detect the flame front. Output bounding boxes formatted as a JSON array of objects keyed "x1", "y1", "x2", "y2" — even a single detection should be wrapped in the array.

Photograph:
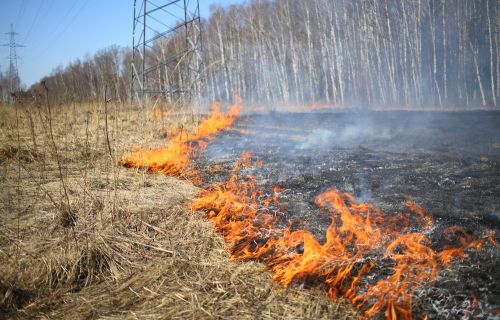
[
  {"x1": 121, "y1": 100, "x2": 241, "y2": 179},
  {"x1": 191, "y1": 156, "x2": 485, "y2": 319},
  {"x1": 121, "y1": 101, "x2": 487, "y2": 319}
]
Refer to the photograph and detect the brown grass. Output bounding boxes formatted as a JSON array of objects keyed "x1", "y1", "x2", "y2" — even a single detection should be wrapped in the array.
[{"x1": 0, "y1": 100, "x2": 357, "y2": 319}]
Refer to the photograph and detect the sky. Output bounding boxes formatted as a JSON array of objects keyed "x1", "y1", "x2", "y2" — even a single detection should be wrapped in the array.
[{"x1": 0, "y1": 0, "x2": 246, "y2": 88}]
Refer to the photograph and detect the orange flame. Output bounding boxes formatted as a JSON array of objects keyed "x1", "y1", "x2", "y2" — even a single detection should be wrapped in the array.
[
  {"x1": 191, "y1": 156, "x2": 486, "y2": 319},
  {"x1": 121, "y1": 100, "x2": 241, "y2": 179},
  {"x1": 122, "y1": 98, "x2": 488, "y2": 319},
  {"x1": 486, "y1": 229, "x2": 500, "y2": 248},
  {"x1": 153, "y1": 107, "x2": 172, "y2": 120}
]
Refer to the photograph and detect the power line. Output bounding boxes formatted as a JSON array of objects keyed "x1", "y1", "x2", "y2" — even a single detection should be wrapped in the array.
[
  {"x1": 34, "y1": 0, "x2": 90, "y2": 59},
  {"x1": 29, "y1": 0, "x2": 79, "y2": 55},
  {"x1": 24, "y1": 0, "x2": 46, "y2": 42},
  {"x1": 15, "y1": 0, "x2": 28, "y2": 31}
]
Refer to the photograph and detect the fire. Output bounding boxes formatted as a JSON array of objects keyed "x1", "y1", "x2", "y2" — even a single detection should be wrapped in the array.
[
  {"x1": 309, "y1": 103, "x2": 348, "y2": 112},
  {"x1": 486, "y1": 229, "x2": 499, "y2": 248},
  {"x1": 122, "y1": 98, "x2": 488, "y2": 319},
  {"x1": 188, "y1": 100, "x2": 241, "y2": 142},
  {"x1": 121, "y1": 137, "x2": 191, "y2": 177},
  {"x1": 153, "y1": 107, "x2": 170, "y2": 120},
  {"x1": 191, "y1": 155, "x2": 486, "y2": 319},
  {"x1": 121, "y1": 99, "x2": 241, "y2": 179}
]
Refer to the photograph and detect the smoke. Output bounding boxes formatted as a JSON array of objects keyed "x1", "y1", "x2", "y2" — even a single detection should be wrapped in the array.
[
  {"x1": 298, "y1": 118, "x2": 393, "y2": 149},
  {"x1": 203, "y1": 109, "x2": 500, "y2": 166},
  {"x1": 298, "y1": 129, "x2": 334, "y2": 149}
]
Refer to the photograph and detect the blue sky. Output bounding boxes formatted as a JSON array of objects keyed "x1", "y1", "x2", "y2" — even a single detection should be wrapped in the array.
[{"x1": 0, "y1": 0, "x2": 245, "y2": 87}]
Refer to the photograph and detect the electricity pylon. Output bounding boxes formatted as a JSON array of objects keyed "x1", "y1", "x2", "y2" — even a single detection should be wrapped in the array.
[
  {"x1": 2, "y1": 24, "x2": 24, "y2": 103},
  {"x1": 131, "y1": 0, "x2": 203, "y2": 107}
]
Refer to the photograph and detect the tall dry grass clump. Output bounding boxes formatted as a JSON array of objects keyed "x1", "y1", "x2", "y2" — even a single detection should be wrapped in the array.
[{"x1": 0, "y1": 96, "x2": 356, "y2": 319}]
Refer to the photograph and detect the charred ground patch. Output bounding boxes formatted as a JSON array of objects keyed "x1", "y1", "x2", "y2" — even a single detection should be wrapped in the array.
[{"x1": 196, "y1": 110, "x2": 500, "y2": 318}]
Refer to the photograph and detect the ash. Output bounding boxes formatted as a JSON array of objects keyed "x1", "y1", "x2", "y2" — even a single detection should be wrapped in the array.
[{"x1": 196, "y1": 110, "x2": 500, "y2": 319}]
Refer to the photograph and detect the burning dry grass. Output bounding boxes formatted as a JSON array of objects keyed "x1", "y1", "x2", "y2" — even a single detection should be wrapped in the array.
[
  {"x1": 115, "y1": 101, "x2": 494, "y2": 318},
  {"x1": 191, "y1": 155, "x2": 487, "y2": 319},
  {"x1": 121, "y1": 99, "x2": 241, "y2": 180},
  {"x1": 0, "y1": 101, "x2": 356, "y2": 319}
]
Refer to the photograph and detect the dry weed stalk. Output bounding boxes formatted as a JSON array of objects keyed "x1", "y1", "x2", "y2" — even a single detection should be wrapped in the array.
[
  {"x1": 42, "y1": 82, "x2": 76, "y2": 230},
  {"x1": 0, "y1": 99, "x2": 357, "y2": 319}
]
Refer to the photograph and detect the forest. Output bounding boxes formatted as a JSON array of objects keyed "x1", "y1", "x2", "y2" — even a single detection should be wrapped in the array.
[{"x1": 2, "y1": 0, "x2": 499, "y2": 109}]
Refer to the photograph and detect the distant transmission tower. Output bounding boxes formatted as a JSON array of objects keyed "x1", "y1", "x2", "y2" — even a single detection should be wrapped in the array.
[
  {"x1": 131, "y1": 0, "x2": 203, "y2": 106},
  {"x1": 2, "y1": 24, "x2": 24, "y2": 103}
]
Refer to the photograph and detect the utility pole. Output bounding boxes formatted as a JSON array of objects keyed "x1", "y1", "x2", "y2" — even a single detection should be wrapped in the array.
[
  {"x1": 131, "y1": 0, "x2": 203, "y2": 107},
  {"x1": 2, "y1": 24, "x2": 24, "y2": 103}
]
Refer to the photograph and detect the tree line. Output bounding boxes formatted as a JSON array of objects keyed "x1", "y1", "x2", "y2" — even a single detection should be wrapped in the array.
[
  {"x1": 0, "y1": 66, "x2": 21, "y2": 103},
  {"x1": 23, "y1": 0, "x2": 500, "y2": 109}
]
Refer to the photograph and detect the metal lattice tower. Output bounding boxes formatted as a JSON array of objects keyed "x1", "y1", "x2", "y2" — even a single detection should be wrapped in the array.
[
  {"x1": 2, "y1": 24, "x2": 24, "y2": 102},
  {"x1": 131, "y1": 0, "x2": 203, "y2": 106}
]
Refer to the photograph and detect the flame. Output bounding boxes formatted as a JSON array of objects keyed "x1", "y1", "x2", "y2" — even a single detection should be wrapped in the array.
[
  {"x1": 188, "y1": 100, "x2": 241, "y2": 142},
  {"x1": 153, "y1": 107, "x2": 171, "y2": 120},
  {"x1": 309, "y1": 103, "x2": 349, "y2": 112},
  {"x1": 191, "y1": 156, "x2": 486, "y2": 319},
  {"x1": 486, "y1": 229, "x2": 499, "y2": 248},
  {"x1": 121, "y1": 100, "x2": 241, "y2": 179},
  {"x1": 471, "y1": 294, "x2": 478, "y2": 310},
  {"x1": 122, "y1": 98, "x2": 488, "y2": 319}
]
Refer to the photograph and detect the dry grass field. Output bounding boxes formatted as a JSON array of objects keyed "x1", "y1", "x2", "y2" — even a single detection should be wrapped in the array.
[{"x1": 0, "y1": 100, "x2": 356, "y2": 319}]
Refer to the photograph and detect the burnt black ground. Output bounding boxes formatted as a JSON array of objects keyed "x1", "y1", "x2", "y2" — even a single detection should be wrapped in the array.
[{"x1": 195, "y1": 110, "x2": 500, "y2": 319}]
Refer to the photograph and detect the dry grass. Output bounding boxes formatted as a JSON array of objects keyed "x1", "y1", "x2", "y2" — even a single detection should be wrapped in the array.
[{"x1": 0, "y1": 99, "x2": 356, "y2": 319}]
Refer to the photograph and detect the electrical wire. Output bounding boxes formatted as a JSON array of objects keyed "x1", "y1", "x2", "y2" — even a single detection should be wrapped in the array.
[
  {"x1": 40, "y1": 0, "x2": 90, "y2": 55},
  {"x1": 31, "y1": 0, "x2": 88, "y2": 58},
  {"x1": 24, "y1": 0, "x2": 46, "y2": 42},
  {"x1": 15, "y1": 0, "x2": 27, "y2": 31}
]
